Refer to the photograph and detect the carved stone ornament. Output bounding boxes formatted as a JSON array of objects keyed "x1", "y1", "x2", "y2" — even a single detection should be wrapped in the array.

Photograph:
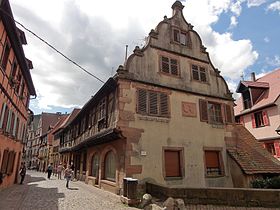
[{"x1": 182, "y1": 102, "x2": 197, "y2": 117}]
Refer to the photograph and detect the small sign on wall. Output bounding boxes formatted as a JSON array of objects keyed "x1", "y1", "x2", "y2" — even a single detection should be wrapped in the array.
[{"x1": 182, "y1": 102, "x2": 197, "y2": 117}]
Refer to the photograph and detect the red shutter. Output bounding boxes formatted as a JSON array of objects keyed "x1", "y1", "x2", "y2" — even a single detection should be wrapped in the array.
[
  {"x1": 262, "y1": 111, "x2": 269, "y2": 126},
  {"x1": 251, "y1": 114, "x2": 256, "y2": 128},
  {"x1": 240, "y1": 116, "x2": 244, "y2": 125},
  {"x1": 1, "y1": 149, "x2": 9, "y2": 174},
  {"x1": 205, "y1": 151, "x2": 219, "y2": 168},
  {"x1": 199, "y1": 99, "x2": 208, "y2": 122},
  {"x1": 275, "y1": 142, "x2": 280, "y2": 157},
  {"x1": 164, "y1": 150, "x2": 181, "y2": 177},
  {"x1": 6, "y1": 151, "x2": 16, "y2": 175}
]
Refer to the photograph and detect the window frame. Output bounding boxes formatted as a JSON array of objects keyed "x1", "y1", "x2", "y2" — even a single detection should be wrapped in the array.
[
  {"x1": 254, "y1": 111, "x2": 264, "y2": 128},
  {"x1": 104, "y1": 150, "x2": 116, "y2": 182},
  {"x1": 204, "y1": 147, "x2": 224, "y2": 178},
  {"x1": 162, "y1": 147, "x2": 184, "y2": 180},
  {"x1": 199, "y1": 99, "x2": 224, "y2": 125},
  {"x1": 172, "y1": 27, "x2": 191, "y2": 47},
  {"x1": 136, "y1": 89, "x2": 170, "y2": 118},
  {"x1": 191, "y1": 64, "x2": 208, "y2": 83},
  {"x1": 91, "y1": 153, "x2": 99, "y2": 178},
  {"x1": 159, "y1": 55, "x2": 180, "y2": 77}
]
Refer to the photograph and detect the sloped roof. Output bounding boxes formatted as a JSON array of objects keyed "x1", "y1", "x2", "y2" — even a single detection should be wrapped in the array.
[
  {"x1": 238, "y1": 81, "x2": 269, "y2": 89},
  {"x1": 227, "y1": 124, "x2": 280, "y2": 174},
  {"x1": 41, "y1": 113, "x2": 66, "y2": 135},
  {"x1": 52, "y1": 108, "x2": 80, "y2": 135},
  {"x1": 234, "y1": 68, "x2": 280, "y2": 116},
  {"x1": 50, "y1": 114, "x2": 69, "y2": 135}
]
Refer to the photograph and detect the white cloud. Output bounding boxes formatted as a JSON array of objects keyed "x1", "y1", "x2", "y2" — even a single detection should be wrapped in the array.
[
  {"x1": 230, "y1": 16, "x2": 238, "y2": 28},
  {"x1": 265, "y1": 55, "x2": 280, "y2": 66},
  {"x1": 247, "y1": 0, "x2": 267, "y2": 7},
  {"x1": 264, "y1": 37, "x2": 270, "y2": 43},
  {"x1": 267, "y1": 1, "x2": 280, "y2": 14},
  {"x1": 11, "y1": 0, "x2": 259, "y2": 112}
]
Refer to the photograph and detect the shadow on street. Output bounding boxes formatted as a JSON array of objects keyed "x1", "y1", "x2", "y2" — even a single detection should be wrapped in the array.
[{"x1": 0, "y1": 173, "x2": 65, "y2": 210}]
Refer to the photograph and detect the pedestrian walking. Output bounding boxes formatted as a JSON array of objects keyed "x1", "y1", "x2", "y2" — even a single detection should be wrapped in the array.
[
  {"x1": 46, "y1": 163, "x2": 53, "y2": 179},
  {"x1": 19, "y1": 162, "x2": 26, "y2": 184},
  {"x1": 57, "y1": 163, "x2": 64, "y2": 180},
  {"x1": 64, "y1": 165, "x2": 73, "y2": 188}
]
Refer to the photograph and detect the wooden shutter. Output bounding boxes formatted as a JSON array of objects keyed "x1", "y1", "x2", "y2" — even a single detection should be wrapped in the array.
[
  {"x1": 6, "y1": 109, "x2": 12, "y2": 132},
  {"x1": 0, "y1": 103, "x2": 6, "y2": 129},
  {"x1": 9, "y1": 112, "x2": 15, "y2": 135},
  {"x1": 6, "y1": 151, "x2": 16, "y2": 175},
  {"x1": 263, "y1": 111, "x2": 269, "y2": 126},
  {"x1": 164, "y1": 150, "x2": 181, "y2": 177},
  {"x1": 1, "y1": 149, "x2": 9, "y2": 174},
  {"x1": 149, "y1": 92, "x2": 158, "y2": 115},
  {"x1": 251, "y1": 114, "x2": 256, "y2": 128},
  {"x1": 199, "y1": 99, "x2": 208, "y2": 122},
  {"x1": 159, "y1": 93, "x2": 169, "y2": 116},
  {"x1": 240, "y1": 116, "x2": 244, "y2": 125},
  {"x1": 224, "y1": 104, "x2": 233, "y2": 123},
  {"x1": 137, "y1": 89, "x2": 147, "y2": 113},
  {"x1": 205, "y1": 151, "x2": 219, "y2": 168},
  {"x1": 275, "y1": 142, "x2": 280, "y2": 157},
  {"x1": 170, "y1": 59, "x2": 178, "y2": 75},
  {"x1": 161, "y1": 56, "x2": 170, "y2": 73}
]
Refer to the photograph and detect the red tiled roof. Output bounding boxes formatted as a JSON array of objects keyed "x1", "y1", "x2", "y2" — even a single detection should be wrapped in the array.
[
  {"x1": 241, "y1": 81, "x2": 269, "y2": 88},
  {"x1": 227, "y1": 125, "x2": 280, "y2": 174},
  {"x1": 234, "y1": 68, "x2": 280, "y2": 115},
  {"x1": 50, "y1": 115, "x2": 69, "y2": 134}
]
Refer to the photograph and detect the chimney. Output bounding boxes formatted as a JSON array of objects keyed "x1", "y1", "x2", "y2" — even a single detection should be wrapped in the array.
[
  {"x1": 251, "y1": 72, "x2": 256, "y2": 82},
  {"x1": 172, "y1": 1, "x2": 184, "y2": 16}
]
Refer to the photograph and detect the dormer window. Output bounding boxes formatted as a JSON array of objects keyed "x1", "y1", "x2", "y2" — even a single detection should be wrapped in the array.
[
  {"x1": 242, "y1": 90, "x2": 252, "y2": 109},
  {"x1": 173, "y1": 28, "x2": 190, "y2": 47}
]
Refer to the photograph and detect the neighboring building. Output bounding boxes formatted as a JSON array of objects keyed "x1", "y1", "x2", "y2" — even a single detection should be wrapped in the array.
[
  {"x1": 48, "y1": 114, "x2": 69, "y2": 171},
  {"x1": 234, "y1": 70, "x2": 280, "y2": 159},
  {"x1": 36, "y1": 112, "x2": 65, "y2": 171},
  {"x1": 0, "y1": 0, "x2": 36, "y2": 188},
  {"x1": 25, "y1": 114, "x2": 40, "y2": 168},
  {"x1": 58, "y1": 1, "x2": 240, "y2": 194}
]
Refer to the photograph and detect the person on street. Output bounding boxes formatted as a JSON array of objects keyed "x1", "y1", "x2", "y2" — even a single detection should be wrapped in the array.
[
  {"x1": 64, "y1": 165, "x2": 73, "y2": 188},
  {"x1": 19, "y1": 162, "x2": 26, "y2": 184},
  {"x1": 57, "y1": 163, "x2": 64, "y2": 180},
  {"x1": 47, "y1": 163, "x2": 53, "y2": 179}
]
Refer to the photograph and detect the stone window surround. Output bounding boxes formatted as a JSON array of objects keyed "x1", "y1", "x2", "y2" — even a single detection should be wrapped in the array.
[{"x1": 203, "y1": 146, "x2": 225, "y2": 178}]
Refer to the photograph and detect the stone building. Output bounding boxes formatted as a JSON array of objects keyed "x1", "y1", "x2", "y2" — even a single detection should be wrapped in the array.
[
  {"x1": 0, "y1": 0, "x2": 36, "y2": 188},
  {"x1": 58, "y1": 1, "x2": 280, "y2": 194}
]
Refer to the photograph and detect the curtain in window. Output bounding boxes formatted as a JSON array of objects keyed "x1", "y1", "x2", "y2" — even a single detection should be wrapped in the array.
[{"x1": 104, "y1": 151, "x2": 116, "y2": 181}]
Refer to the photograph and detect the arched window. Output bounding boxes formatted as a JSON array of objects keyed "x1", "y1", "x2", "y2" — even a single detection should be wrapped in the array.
[
  {"x1": 104, "y1": 151, "x2": 116, "y2": 181},
  {"x1": 91, "y1": 154, "x2": 99, "y2": 177}
]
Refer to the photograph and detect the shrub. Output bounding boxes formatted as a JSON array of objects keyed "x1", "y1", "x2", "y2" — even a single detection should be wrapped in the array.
[{"x1": 251, "y1": 176, "x2": 280, "y2": 189}]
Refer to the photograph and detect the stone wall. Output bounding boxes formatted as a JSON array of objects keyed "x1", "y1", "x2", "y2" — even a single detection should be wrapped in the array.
[{"x1": 146, "y1": 182, "x2": 280, "y2": 208}]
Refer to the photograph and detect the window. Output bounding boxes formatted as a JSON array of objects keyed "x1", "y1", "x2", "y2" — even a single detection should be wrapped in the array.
[
  {"x1": 252, "y1": 111, "x2": 269, "y2": 128},
  {"x1": 160, "y1": 56, "x2": 179, "y2": 76},
  {"x1": 164, "y1": 149, "x2": 182, "y2": 178},
  {"x1": 91, "y1": 154, "x2": 99, "y2": 177},
  {"x1": 1, "y1": 149, "x2": 9, "y2": 174},
  {"x1": 137, "y1": 89, "x2": 169, "y2": 117},
  {"x1": 208, "y1": 102, "x2": 223, "y2": 124},
  {"x1": 6, "y1": 151, "x2": 16, "y2": 175},
  {"x1": 192, "y1": 65, "x2": 207, "y2": 82},
  {"x1": 199, "y1": 100, "x2": 223, "y2": 124},
  {"x1": 1, "y1": 40, "x2": 11, "y2": 70},
  {"x1": 204, "y1": 150, "x2": 223, "y2": 177},
  {"x1": 173, "y1": 28, "x2": 190, "y2": 46},
  {"x1": 104, "y1": 151, "x2": 116, "y2": 181},
  {"x1": 0, "y1": 103, "x2": 7, "y2": 129},
  {"x1": 242, "y1": 90, "x2": 252, "y2": 109},
  {"x1": 265, "y1": 143, "x2": 276, "y2": 156}
]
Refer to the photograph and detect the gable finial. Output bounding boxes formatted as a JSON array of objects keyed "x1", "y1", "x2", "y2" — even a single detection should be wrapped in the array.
[{"x1": 172, "y1": 1, "x2": 184, "y2": 16}]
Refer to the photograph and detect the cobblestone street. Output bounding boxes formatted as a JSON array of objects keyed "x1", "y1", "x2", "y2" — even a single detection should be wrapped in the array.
[
  {"x1": 0, "y1": 171, "x2": 279, "y2": 210},
  {"x1": 0, "y1": 170, "x2": 137, "y2": 210}
]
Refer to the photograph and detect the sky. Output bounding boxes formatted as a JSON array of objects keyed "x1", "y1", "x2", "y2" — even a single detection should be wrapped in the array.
[{"x1": 9, "y1": 0, "x2": 280, "y2": 114}]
